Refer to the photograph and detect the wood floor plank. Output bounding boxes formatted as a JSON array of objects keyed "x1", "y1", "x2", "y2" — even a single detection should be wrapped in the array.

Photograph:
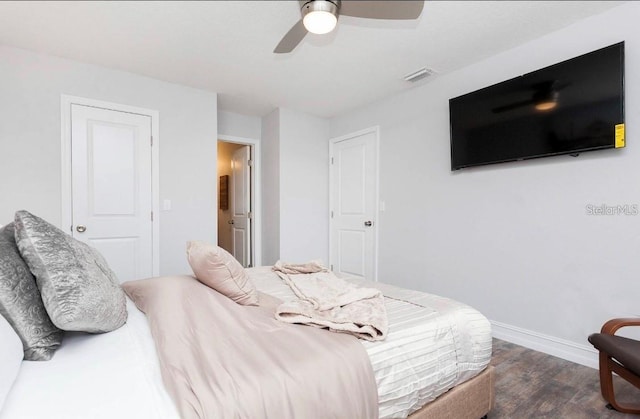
[{"x1": 490, "y1": 339, "x2": 639, "y2": 418}]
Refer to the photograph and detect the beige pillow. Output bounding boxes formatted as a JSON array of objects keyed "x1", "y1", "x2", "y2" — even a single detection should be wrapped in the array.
[{"x1": 186, "y1": 241, "x2": 258, "y2": 306}]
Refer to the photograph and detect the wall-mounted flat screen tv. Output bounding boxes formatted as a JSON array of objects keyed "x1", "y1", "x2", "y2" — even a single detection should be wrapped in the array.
[{"x1": 449, "y1": 42, "x2": 625, "y2": 171}]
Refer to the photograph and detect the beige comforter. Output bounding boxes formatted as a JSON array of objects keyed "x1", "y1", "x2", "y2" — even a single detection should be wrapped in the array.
[{"x1": 123, "y1": 275, "x2": 379, "y2": 419}]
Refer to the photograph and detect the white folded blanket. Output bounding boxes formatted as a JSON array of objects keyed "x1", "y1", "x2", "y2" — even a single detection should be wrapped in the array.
[{"x1": 273, "y1": 261, "x2": 388, "y2": 341}]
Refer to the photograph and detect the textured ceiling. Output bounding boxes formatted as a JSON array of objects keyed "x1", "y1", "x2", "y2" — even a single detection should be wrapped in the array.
[{"x1": 0, "y1": 1, "x2": 625, "y2": 117}]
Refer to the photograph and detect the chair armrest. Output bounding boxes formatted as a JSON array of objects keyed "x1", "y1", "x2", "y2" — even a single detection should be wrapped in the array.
[{"x1": 601, "y1": 318, "x2": 640, "y2": 335}]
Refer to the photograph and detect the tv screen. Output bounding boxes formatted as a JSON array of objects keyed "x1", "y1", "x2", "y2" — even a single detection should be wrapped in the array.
[{"x1": 449, "y1": 42, "x2": 625, "y2": 170}]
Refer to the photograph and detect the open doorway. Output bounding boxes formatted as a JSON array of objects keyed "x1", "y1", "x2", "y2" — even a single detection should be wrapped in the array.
[{"x1": 217, "y1": 138, "x2": 258, "y2": 267}]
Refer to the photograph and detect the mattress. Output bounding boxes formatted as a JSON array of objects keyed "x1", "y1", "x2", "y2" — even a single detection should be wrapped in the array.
[
  {"x1": 247, "y1": 267, "x2": 493, "y2": 418},
  {"x1": 1, "y1": 271, "x2": 491, "y2": 419}
]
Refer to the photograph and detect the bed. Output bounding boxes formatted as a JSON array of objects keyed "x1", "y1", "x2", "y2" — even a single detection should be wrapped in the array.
[
  {"x1": 1, "y1": 213, "x2": 493, "y2": 418},
  {"x1": 1, "y1": 266, "x2": 493, "y2": 419},
  {"x1": 250, "y1": 267, "x2": 494, "y2": 419}
]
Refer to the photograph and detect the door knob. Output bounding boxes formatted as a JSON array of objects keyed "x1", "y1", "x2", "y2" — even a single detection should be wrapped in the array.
[
  {"x1": 228, "y1": 220, "x2": 235, "y2": 225},
  {"x1": 76, "y1": 225, "x2": 87, "y2": 233},
  {"x1": 364, "y1": 221, "x2": 373, "y2": 227}
]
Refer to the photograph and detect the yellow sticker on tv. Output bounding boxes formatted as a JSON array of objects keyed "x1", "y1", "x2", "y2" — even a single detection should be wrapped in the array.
[{"x1": 615, "y1": 123, "x2": 625, "y2": 148}]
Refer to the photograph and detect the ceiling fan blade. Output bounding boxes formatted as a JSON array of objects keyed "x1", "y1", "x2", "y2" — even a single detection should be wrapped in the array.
[
  {"x1": 340, "y1": 0, "x2": 424, "y2": 20},
  {"x1": 492, "y1": 99, "x2": 536, "y2": 114},
  {"x1": 274, "y1": 20, "x2": 308, "y2": 54}
]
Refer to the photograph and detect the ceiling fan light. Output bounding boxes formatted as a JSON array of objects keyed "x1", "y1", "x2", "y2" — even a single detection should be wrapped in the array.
[
  {"x1": 534, "y1": 101, "x2": 557, "y2": 111},
  {"x1": 303, "y1": 11, "x2": 337, "y2": 34},
  {"x1": 302, "y1": 0, "x2": 339, "y2": 35},
  {"x1": 534, "y1": 90, "x2": 559, "y2": 111}
]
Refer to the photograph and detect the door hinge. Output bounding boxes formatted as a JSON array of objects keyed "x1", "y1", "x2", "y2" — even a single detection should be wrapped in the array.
[
  {"x1": 151, "y1": 136, "x2": 153, "y2": 146},
  {"x1": 331, "y1": 157, "x2": 334, "y2": 165},
  {"x1": 331, "y1": 210, "x2": 334, "y2": 218},
  {"x1": 248, "y1": 211, "x2": 252, "y2": 219},
  {"x1": 151, "y1": 211, "x2": 154, "y2": 222},
  {"x1": 248, "y1": 159, "x2": 253, "y2": 167},
  {"x1": 330, "y1": 264, "x2": 334, "y2": 271}
]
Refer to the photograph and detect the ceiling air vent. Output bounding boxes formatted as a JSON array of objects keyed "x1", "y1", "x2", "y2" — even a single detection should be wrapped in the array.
[{"x1": 403, "y1": 67, "x2": 437, "y2": 83}]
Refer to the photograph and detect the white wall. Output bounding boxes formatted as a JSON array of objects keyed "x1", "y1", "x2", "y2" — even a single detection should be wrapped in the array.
[
  {"x1": 0, "y1": 45, "x2": 218, "y2": 276},
  {"x1": 261, "y1": 109, "x2": 280, "y2": 265},
  {"x1": 279, "y1": 108, "x2": 330, "y2": 263},
  {"x1": 330, "y1": 3, "x2": 639, "y2": 366},
  {"x1": 260, "y1": 108, "x2": 330, "y2": 265},
  {"x1": 218, "y1": 110, "x2": 261, "y2": 140}
]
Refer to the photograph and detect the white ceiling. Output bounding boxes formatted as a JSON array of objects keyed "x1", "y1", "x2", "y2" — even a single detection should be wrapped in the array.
[{"x1": 0, "y1": 1, "x2": 624, "y2": 118}]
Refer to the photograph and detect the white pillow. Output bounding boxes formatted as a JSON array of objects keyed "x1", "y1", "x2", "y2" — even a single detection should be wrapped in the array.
[{"x1": 0, "y1": 313, "x2": 23, "y2": 408}]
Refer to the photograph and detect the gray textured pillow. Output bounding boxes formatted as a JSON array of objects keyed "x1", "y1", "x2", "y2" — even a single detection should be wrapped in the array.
[
  {"x1": 14, "y1": 211, "x2": 127, "y2": 333},
  {"x1": 0, "y1": 223, "x2": 62, "y2": 360}
]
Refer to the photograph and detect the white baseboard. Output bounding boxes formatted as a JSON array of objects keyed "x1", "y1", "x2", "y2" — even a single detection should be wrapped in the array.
[{"x1": 491, "y1": 320, "x2": 599, "y2": 369}]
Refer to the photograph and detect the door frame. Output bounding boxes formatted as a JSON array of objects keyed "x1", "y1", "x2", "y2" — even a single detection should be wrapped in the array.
[
  {"x1": 60, "y1": 95, "x2": 160, "y2": 276},
  {"x1": 328, "y1": 126, "x2": 380, "y2": 281},
  {"x1": 218, "y1": 134, "x2": 262, "y2": 268}
]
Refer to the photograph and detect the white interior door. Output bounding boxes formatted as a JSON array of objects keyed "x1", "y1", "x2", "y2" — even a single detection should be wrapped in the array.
[
  {"x1": 71, "y1": 104, "x2": 153, "y2": 282},
  {"x1": 330, "y1": 129, "x2": 378, "y2": 281},
  {"x1": 231, "y1": 145, "x2": 251, "y2": 267}
]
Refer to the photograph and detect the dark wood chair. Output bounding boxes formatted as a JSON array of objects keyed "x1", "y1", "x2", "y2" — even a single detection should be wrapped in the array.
[{"x1": 588, "y1": 318, "x2": 640, "y2": 414}]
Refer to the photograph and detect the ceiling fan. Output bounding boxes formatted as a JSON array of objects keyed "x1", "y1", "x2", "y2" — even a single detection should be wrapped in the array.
[
  {"x1": 492, "y1": 80, "x2": 571, "y2": 113},
  {"x1": 274, "y1": 0, "x2": 425, "y2": 54}
]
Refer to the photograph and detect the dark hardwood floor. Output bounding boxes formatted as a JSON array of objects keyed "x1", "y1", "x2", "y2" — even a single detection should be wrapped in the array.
[{"x1": 491, "y1": 339, "x2": 639, "y2": 418}]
